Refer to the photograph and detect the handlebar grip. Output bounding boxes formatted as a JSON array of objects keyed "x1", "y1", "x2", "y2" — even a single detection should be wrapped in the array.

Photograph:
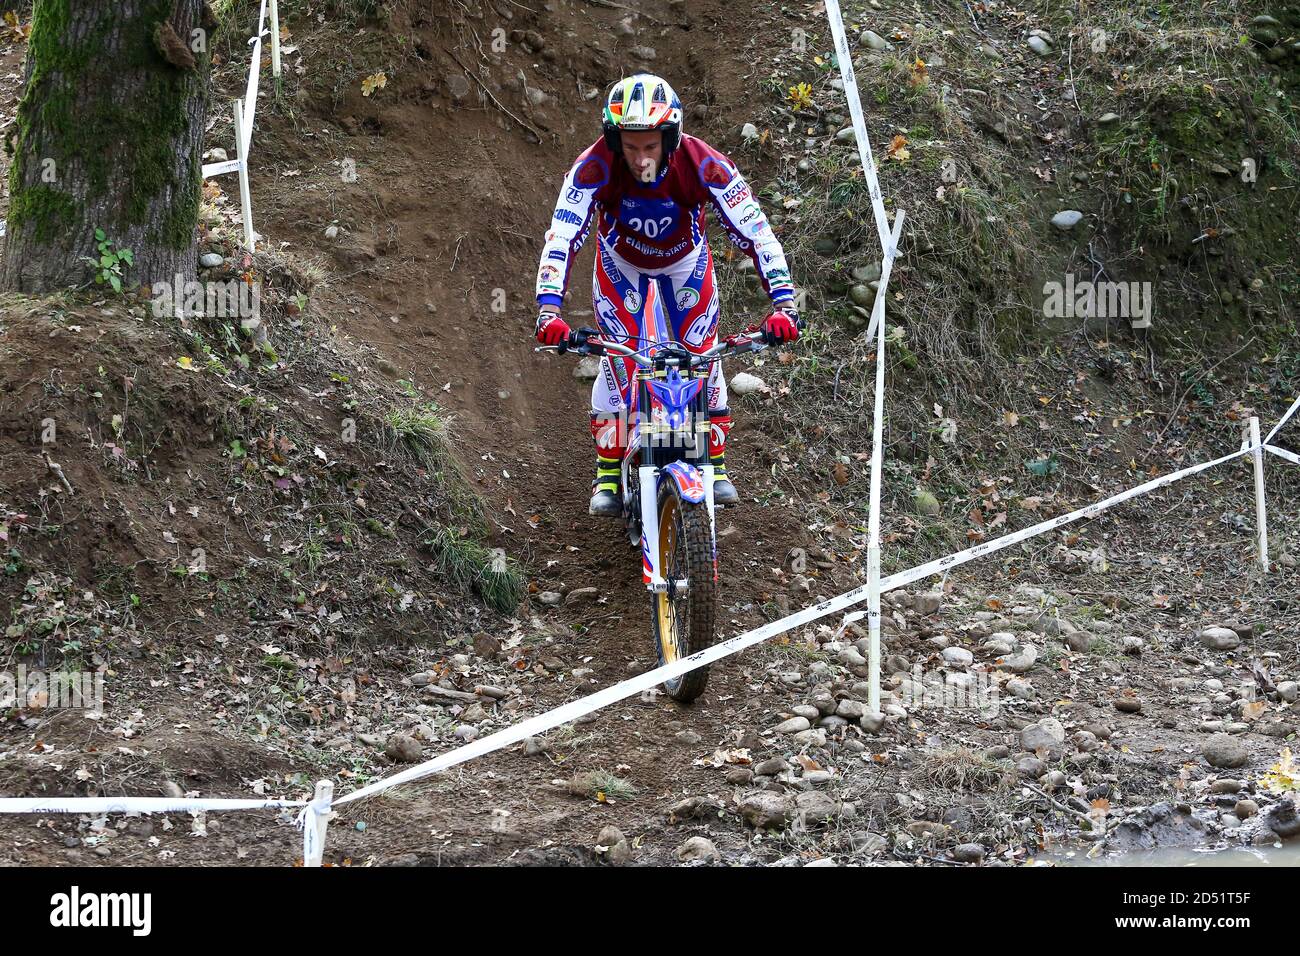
[{"x1": 567, "y1": 327, "x2": 605, "y2": 356}]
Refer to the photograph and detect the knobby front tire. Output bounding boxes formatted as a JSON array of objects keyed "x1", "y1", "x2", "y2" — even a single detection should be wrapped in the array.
[{"x1": 650, "y1": 478, "x2": 718, "y2": 704}]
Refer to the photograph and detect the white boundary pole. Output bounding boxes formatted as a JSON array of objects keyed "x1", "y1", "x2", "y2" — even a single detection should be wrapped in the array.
[
  {"x1": 303, "y1": 780, "x2": 334, "y2": 867},
  {"x1": 1249, "y1": 417, "x2": 1269, "y2": 571},
  {"x1": 825, "y1": 0, "x2": 905, "y2": 712},
  {"x1": 233, "y1": 99, "x2": 255, "y2": 251},
  {"x1": 270, "y1": 0, "x2": 282, "y2": 79}
]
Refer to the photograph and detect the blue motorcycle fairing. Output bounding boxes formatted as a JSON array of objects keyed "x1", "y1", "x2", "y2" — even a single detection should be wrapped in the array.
[{"x1": 646, "y1": 365, "x2": 703, "y2": 429}]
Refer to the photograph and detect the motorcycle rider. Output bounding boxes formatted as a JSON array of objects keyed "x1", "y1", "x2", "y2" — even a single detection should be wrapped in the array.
[{"x1": 534, "y1": 73, "x2": 801, "y2": 516}]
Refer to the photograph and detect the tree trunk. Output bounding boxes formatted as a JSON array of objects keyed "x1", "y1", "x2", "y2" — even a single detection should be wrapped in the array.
[{"x1": 1, "y1": 0, "x2": 212, "y2": 293}]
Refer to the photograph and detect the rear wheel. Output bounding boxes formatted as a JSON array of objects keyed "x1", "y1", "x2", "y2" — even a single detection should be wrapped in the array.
[{"x1": 650, "y1": 478, "x2": 718, "y2": 703}]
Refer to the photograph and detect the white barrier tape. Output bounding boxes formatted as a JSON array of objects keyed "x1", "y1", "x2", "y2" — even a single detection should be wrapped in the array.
[
  {"x1": 881, "y1": 445, "x2": 1255, "y2": 593},
  {"x1": 0, "y1": 796, "x2": 304, "y2": 815},
  {"x1": 1266, "y1": 444, "x2": 1300, "y2": 467},
  {"x1": 335, "y1": 443, "x2": 1261, "y2": 806},
  {"x1": 826, "y1": 0, "x2": 894, "y2": 255},
  {"x1": 201, "y1": 158, "x2": 243, "y2": 179},
  {"x1": 1265, "y1": 393, "x2": 1300, "y2": 445},
  {"x1": 242, "y1": 0, "x2": 270, "y2": 153}
]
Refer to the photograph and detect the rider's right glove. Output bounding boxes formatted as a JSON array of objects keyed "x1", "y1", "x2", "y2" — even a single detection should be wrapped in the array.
[
  {"x1": 535, "y1": 310, "x2": 571, "y2": 347},
  {"x1": 761, "y1": 306, "x2": 801, "y2": 346}
]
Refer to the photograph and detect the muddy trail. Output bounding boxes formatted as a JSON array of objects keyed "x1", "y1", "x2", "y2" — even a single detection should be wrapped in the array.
[{"x1": 2, "y1": 0, "x2": 1299, "y2": 868}]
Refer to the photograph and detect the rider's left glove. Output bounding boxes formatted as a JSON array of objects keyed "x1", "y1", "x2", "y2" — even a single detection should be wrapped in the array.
[
  {"x1": 762, "y1": 306, "x2": 801, "y2": 346},
  {"x1": 536, "y1": 310, "x2": 571, "y2": 347}
]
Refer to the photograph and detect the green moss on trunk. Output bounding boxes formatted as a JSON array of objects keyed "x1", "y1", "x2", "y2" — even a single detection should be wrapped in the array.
[{"x1": 7, "y1": 0, "x2": 209, "y2": 251}]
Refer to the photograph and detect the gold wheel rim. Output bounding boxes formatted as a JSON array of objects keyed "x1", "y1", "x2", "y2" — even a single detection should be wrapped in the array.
[{"x1": 656, "y1": 492, "x2": 680, "y2": 664}]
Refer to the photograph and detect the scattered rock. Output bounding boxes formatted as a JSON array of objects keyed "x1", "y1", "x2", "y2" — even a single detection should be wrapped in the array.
[
  {"x1": 523, "y1": 737, "x2": 548, "y2": 756},
  {"x1": 730, "y1": 371, "x2": 767, "y2": 395},
  {"x1": 1199, "y1": 627, "x2": 1240, "y2": 651},
  {"x1": 753, "y1": 757, "x2": 790, "y2": 777},
  {"x1": 859, "y1": 30, "x2": 892, "y2": 51},
  {"x1": 1276, "y1": 681, "x2": 1298, "y2": 703},
  {"x1": 1017, "y1": 756, "x2": 1048, "y2": 778},
  {"x1": 913, "y1": 490, "x2": 942, "y2": 517},
  {"x1": 1261, "y1": 800, "x2": 1300, "y2": 840},
  {"x1": 739, "y1": 790, "x2": 795, "y2": 829},
  {"x1": 795, "y1": 791, "x2": 841, "y2": 826},
  {"x1": 1028, "y1": 35, "x2": 1052, "y2": 55},
  {"x1": 773, "y1": 715, "x2": 811, "y2": 734},
  {"x1": 200, "y1": 252, "x2": 224, "y2": 268},
  {"x1": 472, "y1": 633, "x2": 501, "y2": 659},
  {"x1": 538, "y1": 591, "x2": 563, "y2": 607},
  {"x1": 942, "y1": 646, "x2": 974, "y2": 668},
  {"x1": 1021, "y1": 718, "x2": 1066, "y2": 754},
  {"x1": 913, "y1": 591, "x2": 942, "y2": 615},
  {"x1": 1066, "y1": 632, "x2": 1091, "y2": 653},
  {"x1": 1114, "y1": 692, "x2": 1142, "y2": 714},
  {"x1": 952, "y1": 843, "x2": 985, "y2": 863},
  {"x1": 740, "y1": 122, "x2": 760, "y2": 142},
  {"x1": 725, "y1": 767, "x2": 754, "y2": 785},
  {"x1": 1097, "y1": 112, "x2": 1122, "y2": 126},
  {"x1": 849, "y1": 830, "x2": 888, "y2": 854},
  {"x1": 1234, "y1": 799, "x2": 1259, "y2": 819},
  {"x1": 596, "y1": 825, "x2": 632, "y2": 864},
  {"x1": 676, "y1": 836, "x2": 720, "y2": 864},
  {"x1": 860, "y1": 711, "x2": 887, "y2": 734},
  {"x1": 675, "y1": 730, "x2": 703, "y2": 746},
  {"x1": 667, "y1": 796, "x2": 726, "y2": 822},
  {"x1": 1202, "y1": 733, "x2": 1249, "y2": 769},
  {"x1": 385, "y1": 734, "x2": 422, "y2": 763},
  {"x1": 572, "y1": 355, "x2": 601, "y2": 380},
  {"x1": 1210, "y1": 779, "x2": 1243, "y2": 794},
  {"x1": 1050, "y1": 210, "x2": 1084, "y2": 231},
  {"x1": 1001, "y1": 643, "x2": 1039, "y2": 674}
]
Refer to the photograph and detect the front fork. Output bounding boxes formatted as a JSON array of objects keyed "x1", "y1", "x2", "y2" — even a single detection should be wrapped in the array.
[{"x1": 639, "y1": 462, "x2": 718, "y2": 590}]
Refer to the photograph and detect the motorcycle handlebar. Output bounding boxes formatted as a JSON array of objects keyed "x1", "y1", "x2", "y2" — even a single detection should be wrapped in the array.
[{"x1": 535, "y1": 325, "x2": 767, "y2": 366}]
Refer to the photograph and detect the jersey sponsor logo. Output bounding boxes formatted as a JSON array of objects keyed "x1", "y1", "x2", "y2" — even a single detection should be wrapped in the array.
[
  {"x1": 676, "y1": 287, "x2": 700, "y2": 311},
  {"x1": 547, "y1": 250, "x2": 567, "y2": 261},
  {"x1": 623, "y1": 289, "x2": 643, "y2": 313},
  {"x1": 566, "y1": 186, "x2": 583, "y2": 205},
  {"x1": 574, "y1": 155, "x2": 610, "y2": 188},
  {"x1": 698, "y1": 155, "x2": 735, "y2": 189},
  {"x1": 692, "y1": 247, "x2": 710, "y2": 280},
  {"x1": 623, "y1": 234, "x2": 691, "y2": 258},
  {"x1": 738, "y1": 204, "x2": 761, "y2": 225},
  {"x1": 539, "y1": 264, "x2": 563, "y2": 290},
  {"x1": 595, "y1": 291, "x2": 630, "y2": 342},
  {"x1": 765, "y1": 267, "x2": 791, "y2": 283},
  {"x1": 721, "y1": 181, "x2": 751, "y2": 208},
  {"x1": 554, "y1": 208, "x2": 584, "y2": 226},
  {"x1": 681, "y1": 289, "x2": 719, "y2": 347}
]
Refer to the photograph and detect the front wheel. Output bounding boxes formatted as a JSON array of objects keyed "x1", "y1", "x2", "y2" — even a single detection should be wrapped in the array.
[{"x1": 650, "y1": 478, "x2": 718, "y2": 703}]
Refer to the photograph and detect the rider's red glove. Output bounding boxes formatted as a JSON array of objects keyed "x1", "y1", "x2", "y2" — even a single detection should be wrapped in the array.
[
  {"x1": 536, "y1": 311, "x2": 571, "y2": 347},
  {"x1": 762, "y1": 307, "x2": 800, "y2": 345}
]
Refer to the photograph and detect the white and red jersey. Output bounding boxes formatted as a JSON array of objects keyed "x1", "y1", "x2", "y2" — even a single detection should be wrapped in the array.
[{"x1": 535, "y1": 135, "x2": 795, "y2": 308}]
